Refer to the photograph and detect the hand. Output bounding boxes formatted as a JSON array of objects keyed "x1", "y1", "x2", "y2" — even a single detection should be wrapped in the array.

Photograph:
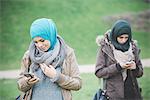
[
  {"x1": 120, "y1": 61, "x2": 136, "y2": 70},
  {"x1": 25, "y1": 75, "x2": 39, "y2": 85},
  {"x1": 121, "y1": 63, "x2": 131, "y2": 69},
  {"x1": 40, "y1": 63, "x2": 57, "y2": 78},
  {"x1": 126, "y1": 61, "x2": 136, "y2": 70}
]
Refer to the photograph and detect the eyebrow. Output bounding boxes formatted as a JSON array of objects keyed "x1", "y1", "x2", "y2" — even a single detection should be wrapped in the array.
[
  {"x1": 119, "y1": 36, "x2": 129, "y2": 38},
  {"x1": 34, "y1": 39, "x2": 44, "y2": 42}
]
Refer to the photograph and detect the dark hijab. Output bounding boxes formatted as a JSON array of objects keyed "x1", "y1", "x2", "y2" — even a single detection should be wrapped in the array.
[{"x1": 109, "y1": 20, "x2": 132, "y2": 52}]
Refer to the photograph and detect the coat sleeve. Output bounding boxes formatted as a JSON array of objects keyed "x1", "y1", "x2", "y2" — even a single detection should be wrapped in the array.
[
  {"x1": 132, "y1": 46, "x2": 143, "y2": 78},
  {"x1": 56, "y1": 48, "x2": 82, "y2": 91},
  {"x1": 95, "y1": 47, "x2": 121, "y2": 79},
  {"x1": 17, "y1": 51, "x2": 33, "y2": 92}
]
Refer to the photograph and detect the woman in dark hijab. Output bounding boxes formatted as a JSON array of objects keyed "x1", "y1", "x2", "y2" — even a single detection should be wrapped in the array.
[{"x1": 95, "y1": 20, "x2": 143, "y2": 100}]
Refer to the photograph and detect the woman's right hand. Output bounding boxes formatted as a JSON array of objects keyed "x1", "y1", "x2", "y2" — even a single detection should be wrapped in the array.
[
  {"x1": 120, "y1": 62, "x2": 131, "y2": 69},
  {"x1": 25, "y1": 75, "x2": 39, "y2": 85},
  {"x1": 120, "y1": 61, "x2": 136, "y2": 69},
  {"x1": 123, "y1": 64, "x2": 131, "y2": 69}
]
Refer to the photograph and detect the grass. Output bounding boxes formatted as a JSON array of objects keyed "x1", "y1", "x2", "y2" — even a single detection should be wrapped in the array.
[
  {"x1": 72, "y1": 73, "x2": 99, "y2": 100},
  {"x1": 132, "y1": 32, "x2": 150, "y2": 58},
  {"x1": 1, "y1": 0, "x2": 150, "y2": 70},
  {"x1": 0, "y1": 67, "x2": 150, "y2": 100},
  {"x1": 0, "y1": 79, "x2": 19, "y2": 100},
  {"x1": 138, "y1": 68, "x2": 150, "y2": 99}
]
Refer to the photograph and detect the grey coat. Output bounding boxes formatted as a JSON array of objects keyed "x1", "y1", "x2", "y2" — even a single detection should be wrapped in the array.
[{"x1": 95, "y1": 34, "x2": 143, "y2": 100}]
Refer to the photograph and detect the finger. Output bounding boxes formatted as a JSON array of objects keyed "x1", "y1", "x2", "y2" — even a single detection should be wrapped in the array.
[
  {"x1": 124, "y1": 64, "x2": 130, "y2": 68},
  {"x1": 40, "y1": 63, "x2": 47, "y2": 67},
  {"x1": 32, "y1": 78, "x2": 39, "y2": 82},
  {"x1": 29, "y1": 77, "x2": 38, "y2": 82},
  {"x1": 40, "y1": 63, "x2": 48, "y2": 68},
  {"x1": 41, "y1": 66, "x2": 45, "y2": 72},
  {"x1": 39, "y1": 63, "x2": 44, "y2": 67},
  {"x1": 125, "y1": 64, "x2": 130, "y2": 67},
  {"x1": 49, "y1": 65, "x2": 54, "y2": 68},
  {"x1": 28, "y1": 78, "x2": 39, "y2": 83},
  {"x1": 28, "y1": 79, "x2": 39, "y2": 84},
  {"x1": 126, "y1": 65, "x2": 131, "y2": 68},
  {"x1": 25, "y1": 77, "x2": 32, "y2": 81},
  {"x1": 49, "y1": 65, "x2": 52, "y2": 67},
  {"x1": 43, "y1": 63, "x2": 47, "y2": 66}
]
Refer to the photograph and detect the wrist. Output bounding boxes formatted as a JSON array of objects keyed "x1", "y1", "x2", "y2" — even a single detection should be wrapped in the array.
[{"x1": 50, "y1": 72, "x2": 60, "y2": 82}]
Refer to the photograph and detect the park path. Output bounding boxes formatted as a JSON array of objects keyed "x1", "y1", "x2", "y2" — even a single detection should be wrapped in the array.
[{"x1": 0, "y1": 59, "x2": 150, "y2": 79}]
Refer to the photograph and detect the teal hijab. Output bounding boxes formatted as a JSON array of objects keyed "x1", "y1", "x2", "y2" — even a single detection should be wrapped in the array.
[
  {"x1": 30, "y1": 18, "x2": 57, "y2": 50},
  {"x1": 109, "y1": 20, "x2": 132, "y2": 52}
]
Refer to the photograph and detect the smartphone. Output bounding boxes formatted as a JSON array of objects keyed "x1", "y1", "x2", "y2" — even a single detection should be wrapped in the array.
[{"x1": 24, "y1": 73, "x2": 34, "y2": 78}]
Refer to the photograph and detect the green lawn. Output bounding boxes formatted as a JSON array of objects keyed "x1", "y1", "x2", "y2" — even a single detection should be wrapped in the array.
[
  {"x1": 1, "y1": 0, "x2": 150, "y2": 70},
  {"x1": 0, "y1": 68, "x2": 150, "y2": 100}
]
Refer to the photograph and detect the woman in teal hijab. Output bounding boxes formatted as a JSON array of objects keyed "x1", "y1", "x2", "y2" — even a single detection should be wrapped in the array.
[
  {"x1": 30, "y1": 18, "x2": 57, "y2": 50},
  {"x1": 17, "y1": 18, "x2": 82, "y2": 100}
]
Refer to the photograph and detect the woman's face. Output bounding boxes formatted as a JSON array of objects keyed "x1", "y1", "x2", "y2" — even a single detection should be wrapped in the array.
[
  {"x1": 33, "y1": 37, "x2": 51, "y2": 51},
  {"x1": 117, "y1": 34, "x2": 129, "y2": 44}
]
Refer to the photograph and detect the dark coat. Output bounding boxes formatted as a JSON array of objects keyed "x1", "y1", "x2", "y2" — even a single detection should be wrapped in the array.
[{"x1": 95, "y1": 34, "x2": 143, "y2": 100}]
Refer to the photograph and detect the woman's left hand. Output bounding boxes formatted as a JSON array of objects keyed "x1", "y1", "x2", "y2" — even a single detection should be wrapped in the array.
[{"x1": 40, "y1": 63, "x2": 57, "y2": 78}]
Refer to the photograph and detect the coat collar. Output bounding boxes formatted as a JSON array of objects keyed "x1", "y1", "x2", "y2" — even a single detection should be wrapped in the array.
[
  {"x1": 101, "y1": 43, "x2": 116, "y2": 62},
  {"x1": 98, "y1": 31, "x2": 117, "y2": 62}
]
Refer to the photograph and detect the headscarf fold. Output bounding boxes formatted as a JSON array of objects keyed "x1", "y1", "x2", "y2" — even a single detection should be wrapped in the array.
[{"x1": 109, "y1": 20, "x2": 132, "y2": 52}]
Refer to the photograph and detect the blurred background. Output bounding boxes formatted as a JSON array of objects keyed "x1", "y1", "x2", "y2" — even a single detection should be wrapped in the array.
[{"x1": 0, "y1": 0, "x2": 150, "y2": 99}]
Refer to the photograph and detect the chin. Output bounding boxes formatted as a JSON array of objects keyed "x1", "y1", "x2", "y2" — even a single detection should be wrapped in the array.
[
  {"x1": 43, "y1": 49, "x2": 48, "y2": 52},
  {"x1": 44, "y1": 48, "x2": 50, "y2": 52}
]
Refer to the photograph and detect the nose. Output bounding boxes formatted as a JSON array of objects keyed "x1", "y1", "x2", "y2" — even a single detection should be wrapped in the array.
[
  {"x1": 37, "y1": 42, "x2": 43, "y2": 48},
  {"x1": 122, "y1": 38, "x2": 128, "y2": 43},
  {"x1": 123, "y1": 38, "x2": 126, "y2": 42}
]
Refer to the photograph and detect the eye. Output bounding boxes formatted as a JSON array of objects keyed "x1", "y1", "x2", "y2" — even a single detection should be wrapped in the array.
[
  {"x1": 119, "y1": 37, "x2": 124, "y2": 39},
  {"x1": 40, "y1": 39, "x2": 45, "y2": 42},
  {"x1": 34, "y1": 41, "x2": 38, "y2": 43}
]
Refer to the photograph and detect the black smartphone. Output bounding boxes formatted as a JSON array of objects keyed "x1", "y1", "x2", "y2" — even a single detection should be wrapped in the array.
[{"x1": 24, "y1": 73, "x2": 34, "y2": 78}]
